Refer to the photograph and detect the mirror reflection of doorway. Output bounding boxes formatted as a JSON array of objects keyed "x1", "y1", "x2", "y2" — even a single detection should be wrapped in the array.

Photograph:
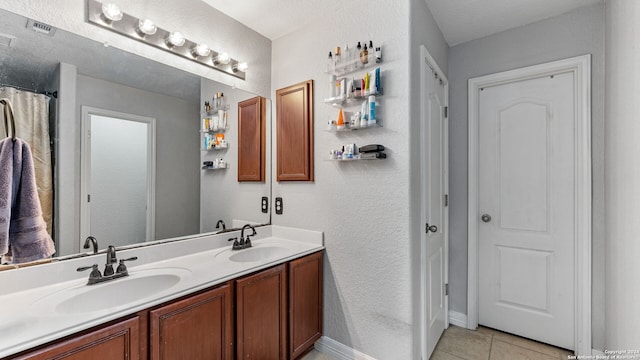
[{"x1": 80, "y1": 107, "x2": 156, "y2": 249}]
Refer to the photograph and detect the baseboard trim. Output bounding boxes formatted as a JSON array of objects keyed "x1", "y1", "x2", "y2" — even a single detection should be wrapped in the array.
[
  {"x1": 315, "y1": 336, "x2": 378, "y2": 360},
  {"x1": 448, "y1": 310, "x2": 468, "y2": 328}
]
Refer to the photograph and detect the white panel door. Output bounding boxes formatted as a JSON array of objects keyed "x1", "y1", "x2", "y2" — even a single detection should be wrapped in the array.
[
  {"x1": 478, "y1": 72, "x2": 575, "y2": 349},
  {"x1": 422, "y1": 58, "x2": 447, "y2": 359}
]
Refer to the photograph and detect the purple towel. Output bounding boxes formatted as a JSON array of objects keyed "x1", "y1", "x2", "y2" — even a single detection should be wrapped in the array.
[{"x1": 0, "y1": 137, "x2": 55, "y2": 263}]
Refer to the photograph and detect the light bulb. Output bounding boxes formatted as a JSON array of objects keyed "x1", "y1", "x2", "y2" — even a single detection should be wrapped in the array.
[
  {"x1": 166, "y1": 31, "x2": 185, "y2": 47},
  {"x1": 216, "y1": 52, "x2": 231, "y2": 65},
  {"x1": 237, "y1": 62, "x2": 248, "y2": 72},
  {"x1": 101, "y1": 3, "x2": 123, "y2": 22},
  {"x1": 192, "y1": 43, "x2": 211, "y2": 57},
  {"x1": 137, "y1": 19, "x2": 157, "y2": 36}
]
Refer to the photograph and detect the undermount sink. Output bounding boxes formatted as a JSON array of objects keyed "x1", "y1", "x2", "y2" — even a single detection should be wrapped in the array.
[
  {"x1": 225, "y1": 246, "x2": 290, "y2": 263},
  {"x1": 32, "y1": 268, "x2": 191, "y2": 315}
]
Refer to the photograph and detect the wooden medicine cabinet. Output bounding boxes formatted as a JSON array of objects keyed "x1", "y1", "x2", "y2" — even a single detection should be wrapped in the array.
[
  {"x1": 276, "y1": 80, "x2": 314, "y2": 181},
  {"x1": 237, "y1": 96, "x2": 266, "y2": 182}
]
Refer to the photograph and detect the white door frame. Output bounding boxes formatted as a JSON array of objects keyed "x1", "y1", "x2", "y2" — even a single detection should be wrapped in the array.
[
  {"x1": 467, "y1": 55, "x2": 592, "y2": 355},
  {"x1": 80, "y1": 106, "x2": 157, "y2": 247},
  {"x1": 420, "y1": 44, "x2": 449, "y2": 359}
]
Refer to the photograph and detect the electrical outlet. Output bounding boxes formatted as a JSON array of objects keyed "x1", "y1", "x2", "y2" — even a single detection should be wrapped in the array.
[
  {"x1": 275, "y1": 197, "x2": 283, "y2": 215},
  {"x1": 261, "y1": 196, "x2": 268, "y2": 213}
]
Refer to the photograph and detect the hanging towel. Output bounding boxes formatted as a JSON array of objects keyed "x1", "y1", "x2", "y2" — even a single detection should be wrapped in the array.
[{"x1": 0, "y1": 137, "x2": 55, "y2": 263}]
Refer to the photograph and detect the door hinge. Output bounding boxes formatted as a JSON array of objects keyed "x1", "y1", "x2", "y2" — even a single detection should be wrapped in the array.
[
  {"x1": 444, "y1": 194, "x2": 449, "y2": 207},
  {"x1": 444, "y1": 106, "x2": 448, "y2": 118},
  {"x1": 87, "y1": 194, "x2": 91, "y2": 202},
  {"x1": 445, "y1": 283, "x2": 449, "y2": 296}
]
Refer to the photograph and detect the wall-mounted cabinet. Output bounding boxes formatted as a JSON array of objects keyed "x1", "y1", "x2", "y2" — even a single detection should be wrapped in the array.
[
  {"x1": 276, "y1": 80, "x2": 314, "y2": 181},
  {"x1": 237, "y1": 96, "x2": 266, "y2": 182}
]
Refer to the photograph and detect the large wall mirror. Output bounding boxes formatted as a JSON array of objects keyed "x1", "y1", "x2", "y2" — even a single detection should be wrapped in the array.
[{"x1": 0, "y1": 7, "x2": 271, "y2": 263}]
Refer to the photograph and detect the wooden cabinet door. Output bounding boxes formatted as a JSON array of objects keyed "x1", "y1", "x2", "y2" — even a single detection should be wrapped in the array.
[
  {"x1": 236, "y1": 264, "x2": 287, "y2": 359},
  {"x1": 149, "y1": 284, "x2": 233, "y2": 360},
  {"x1": 289, "y1": 251, "x2": 323, "y2": 359},
  {"x1": 276, "y1": 80, "x2": 314, "y2": 181},
  {"x1": 12, "y1": 317, "x2": 140, "y2": 360},
  {"x1": 238, "y1": 96, "x2": 266, "y2": 182}
]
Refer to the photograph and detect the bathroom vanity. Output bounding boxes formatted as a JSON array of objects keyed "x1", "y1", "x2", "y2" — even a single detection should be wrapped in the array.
[{"x1": 0, "y1": 226, "x2": 323, "y2": 360}]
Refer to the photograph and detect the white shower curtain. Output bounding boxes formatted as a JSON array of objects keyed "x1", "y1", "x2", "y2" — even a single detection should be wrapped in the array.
[{"x1": 0, "y1": 87, "x2": 53, "y2": 236}]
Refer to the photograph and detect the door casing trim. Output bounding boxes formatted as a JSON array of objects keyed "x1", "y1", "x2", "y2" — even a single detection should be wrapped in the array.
[{"x1": 467, "y1": 55, "x2": 592, "y2": 355}]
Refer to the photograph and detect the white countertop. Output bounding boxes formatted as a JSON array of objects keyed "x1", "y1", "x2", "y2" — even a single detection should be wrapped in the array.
[{"x1": 0, "y1": 225, "x2": 323, "y2": 358}]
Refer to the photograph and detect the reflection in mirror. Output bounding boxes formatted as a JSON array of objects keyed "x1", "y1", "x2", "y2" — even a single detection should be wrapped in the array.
[
  {"x1": 81, "y1": 109, "x2": 156, "y2": 247},
  {"x1": 0, "y1": 7, "x2": 271, "y2": 264}
]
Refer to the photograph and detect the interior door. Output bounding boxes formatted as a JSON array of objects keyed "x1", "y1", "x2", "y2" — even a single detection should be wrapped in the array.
[
  {"x1": 422, "y1": 53, "x2": 447, "y2": 359},
  {"x1": 478, "y1": 72, "x2": 575, "y2": 349},
  {"x1": 81, "y1": 109, "x2": 155, "y2": 248}
]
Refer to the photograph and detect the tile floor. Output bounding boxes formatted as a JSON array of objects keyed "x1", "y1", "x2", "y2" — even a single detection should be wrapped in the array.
[{"x1": 300, "y1": 325, "x2": 574, "y2": 360}]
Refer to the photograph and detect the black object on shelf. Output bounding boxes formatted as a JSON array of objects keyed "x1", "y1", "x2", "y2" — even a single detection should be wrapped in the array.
[
  {"x1": 360, "y1": 151, "x2": 386, "y2": 159},
  {"x1": 359, "y1": 144, "x2": 385, "y2": 153}
]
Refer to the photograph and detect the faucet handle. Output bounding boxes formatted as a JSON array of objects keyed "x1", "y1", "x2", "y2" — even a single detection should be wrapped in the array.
[
  {"x1": 116, "y1": 257, "x2": 138, "y2": 274},
  {"x1": 77, "y1": 264, "x2": 102, "y2": 279},
  {"x1": 228, "y1": 237, "x2": 242, "y2": 250}
]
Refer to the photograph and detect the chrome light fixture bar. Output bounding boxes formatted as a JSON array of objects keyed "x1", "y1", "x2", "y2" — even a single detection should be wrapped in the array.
[{"x1": 86, "y1": 0, "x2": 246, "y2": 80}]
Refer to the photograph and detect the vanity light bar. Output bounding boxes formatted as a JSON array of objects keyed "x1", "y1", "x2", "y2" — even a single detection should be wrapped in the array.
[{"x1": 86, "y1": 0, "x2": 246, "y2": 80}]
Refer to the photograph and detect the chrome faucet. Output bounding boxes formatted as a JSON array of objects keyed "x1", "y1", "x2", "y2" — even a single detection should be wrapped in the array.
[
  {"x1": 104, "y1": 245, "x2": 117, "y2": 276},
  {"x1": 228, "y1": 224, "x2": 257, "y2": 251},
  {"x1": 77, "y1": 245, "x2": 138, "y2": 285},
  {"x1": 83, "y1": 236, "x2": 99, "y2": 254},
  {"x1": 216, "y1": 220, "x2": 226, "y2": 231}
]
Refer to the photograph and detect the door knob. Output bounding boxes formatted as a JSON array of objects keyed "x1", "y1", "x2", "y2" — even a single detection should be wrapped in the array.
[
  {"x1": 481, "y1": 214, "x2": 492, "y2": 223},
  {"x1": 425, "y1": 223, "x2": 438, "y2": 233}
]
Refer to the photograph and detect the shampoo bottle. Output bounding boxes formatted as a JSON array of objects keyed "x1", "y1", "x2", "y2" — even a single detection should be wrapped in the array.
[{"x1": 369, "y1": 95, "x2": 376, "y2": 126}]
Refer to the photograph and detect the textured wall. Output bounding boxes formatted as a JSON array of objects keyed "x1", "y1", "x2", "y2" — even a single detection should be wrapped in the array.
[
  {"x1": 604, "y1": 0, "x2": 640, "y2": 350},
  {"x1": 271, "y1": 0, "x2": 446, "y2": 357},
  {"x1": 0, "y1": 0, "x2": 271, "y2": 97},
  {"x1": 447, "y1": 4, "x2": 605, "y2": 349}
]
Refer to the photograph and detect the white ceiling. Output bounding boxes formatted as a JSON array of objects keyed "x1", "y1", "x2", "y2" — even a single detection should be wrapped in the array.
[
  {"x1": 201, "y1": 0, "x2": 350, "y2": 40},
  {"x1": 203, "y1": 0, "x2": 602, "y2": 45}
]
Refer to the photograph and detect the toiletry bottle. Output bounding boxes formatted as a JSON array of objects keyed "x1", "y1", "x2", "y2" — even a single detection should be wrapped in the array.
[
  {"x1": 360, "y1": 101, "x2": 368, "y2": 126},
  {"x1": 375, "y1": 46, "x2": 382, "y2": 63},
  {"x1": 368, "y1": 95, "x2": 376, "y2": 126},
  {"x1": 330, "y1": 74, "x2": 337, "y2": 98},
  {"x1": 356, "y1": 42, "x2": 362, "y2": 69},
  {"x1": 368, "y1": 41, "x2": 374, "y2": 61},
  {"x1": 218, "y1": 109, "x2": 225, "y2": 129},
  {"x1": 219, "y1": 93, "x2": 225, "y2": 108},
  {"x1": 334, "y1": 47, "x2": 341, "y2": 69},
  {"x1": 343, "y1": 44, "x2": 350, "y2": 69},
  {"x1": 336, "y1": 108, "x2": 345, "y2": 130},
  {"x1": 363, "y1": 72, "x2": 370, "y2": 96},
  {"x1": 336, "y1": 77, "x2": 342, "y2": 99},
  {"x1": 327, "y1": 51, "x2": 333, "y2": 72},
  {"x1": 360, "y1": 43, "x2": 369, "y2": 66}
]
